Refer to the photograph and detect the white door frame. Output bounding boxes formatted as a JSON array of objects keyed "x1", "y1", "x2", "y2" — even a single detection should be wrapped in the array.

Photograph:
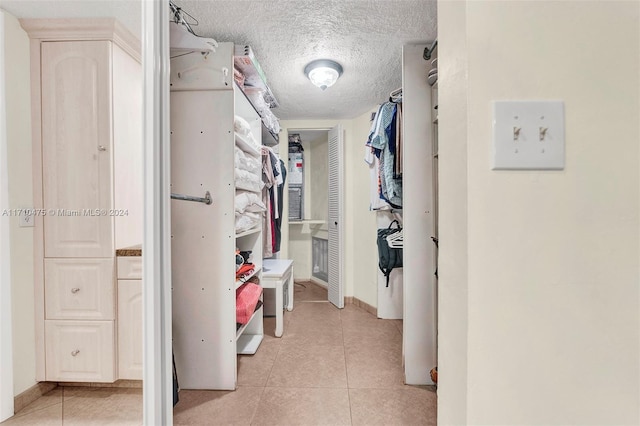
[
  {"x1": 286, "y1": 126, "x2": 344, "y2": 307},
  {"x1": 142, "y1": 0, "x2": 173, "y2": 424},
  {"x1": 0, "y1": 11, "x2": 16, "y2": 423}
]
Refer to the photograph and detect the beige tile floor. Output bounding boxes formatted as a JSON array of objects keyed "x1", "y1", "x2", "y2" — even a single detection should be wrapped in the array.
[
  {"x1": 2, "y1": 281, "x2": 436, "y2": 425},
  {"x1": 0, "y1": 386, "x2": 143, "y2": 425},
  {"x1": 174, "y1": 282, "x2": 437, "y2": 425}
]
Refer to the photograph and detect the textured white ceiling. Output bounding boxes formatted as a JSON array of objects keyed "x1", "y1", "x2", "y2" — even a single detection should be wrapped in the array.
[
  {"x1": 0, "y1": 0, "x2": 437, "y2": 121},
  {"x1": 175, "y1": 0, "x2": 437, "y2": 120}
]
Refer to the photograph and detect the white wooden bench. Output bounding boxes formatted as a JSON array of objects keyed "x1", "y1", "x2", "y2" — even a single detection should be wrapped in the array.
[{"x1": 261, "y1": 259, "x2": 294, "y2": 337}]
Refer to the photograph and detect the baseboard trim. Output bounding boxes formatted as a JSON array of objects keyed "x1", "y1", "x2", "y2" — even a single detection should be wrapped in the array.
[
  {"x1": 309, "y1": 276, "x2": 328, "y2": 289},
  {"x1": 57, "y1": 379, "x2": 143, "y2": 389},
  {"x1": 346, "y1": 296, "x2": 377, "y2": 317},
  {"x1": 14, "y1": 379, "x2": 143, "y2": 413},
  {"x1": 14, "y1": 382, "x2": 57, "y2": 414},
  {"x1": 297, "y1": 280, "x2": 378, "y2": 316}
]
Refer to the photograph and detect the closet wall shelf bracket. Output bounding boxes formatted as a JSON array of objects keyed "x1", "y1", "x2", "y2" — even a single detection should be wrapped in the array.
[{"x1": 171, "y1": 191, "x2": 212, "y2": 205}]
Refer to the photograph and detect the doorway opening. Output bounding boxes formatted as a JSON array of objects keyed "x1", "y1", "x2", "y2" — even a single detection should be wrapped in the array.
[{"x1": 283, "y1": 126, "x2": 344, "y2": 309}]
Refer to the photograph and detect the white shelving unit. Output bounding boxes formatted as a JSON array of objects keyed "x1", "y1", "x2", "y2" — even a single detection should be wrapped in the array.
[{"x1": 170, "y1": 42, "x2": 267, "y2": 390}]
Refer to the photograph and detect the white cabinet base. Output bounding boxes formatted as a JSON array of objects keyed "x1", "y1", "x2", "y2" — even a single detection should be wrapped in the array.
[{"x1": 45, "y1": 320, "x2": 115, "y2": 382}]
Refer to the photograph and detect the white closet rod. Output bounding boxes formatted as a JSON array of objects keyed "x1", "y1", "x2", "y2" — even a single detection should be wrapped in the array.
[
  {"x1": 170, "y1": 191, "x2": 212, "y2": 205},
  {"x1": 423, "y1": 39, "x2": 438, "y2": 60}
]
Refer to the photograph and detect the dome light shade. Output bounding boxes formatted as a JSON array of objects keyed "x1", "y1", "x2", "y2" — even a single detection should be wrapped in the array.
[{"x1": 304, "y1": 59, "x2": 343, "y2": 91}]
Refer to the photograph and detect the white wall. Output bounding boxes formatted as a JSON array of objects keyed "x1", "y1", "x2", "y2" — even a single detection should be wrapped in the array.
[
  {"x1": 439, "y1": 1, "x2": 640, "y2": 424},
  {"x1": 347, "y1": 110, "x2": 379, "y2": 308},
  {"x1": 309, "y1": 134, "x2": 328, "y2": 223},
  {"x1": 0, "y1": 9, "x2": 14, "y2": 421},
  {"x1": 2, "y1": 9, "x2": 35, "y2": 397},
  {"x1": 437, "y1": 0, "x2": 468, "y2": 423},
  {"x1": 279, "y1": 115, "x2": 378, "y2": 306}
]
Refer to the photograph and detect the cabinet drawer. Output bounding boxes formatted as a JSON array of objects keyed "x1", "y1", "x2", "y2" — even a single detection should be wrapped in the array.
[
  {"x1": 117, "y1": 257, "x2": 142, "y2": 279},
  {"x1": 45, "y1": 320, "x2": 115, "y2": 382},
  {"x1": 118, "y1": 280, "x2": 143, "y2": 380},
  {"x1": 45, "y1": 258, "x2": 114, "y2": 320}
]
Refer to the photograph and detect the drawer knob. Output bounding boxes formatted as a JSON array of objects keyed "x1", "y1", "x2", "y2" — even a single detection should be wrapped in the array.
[
  {"x1": 71, "y1": 349, "x2": 80, "y2": 357},
  {"x1": 98, "y1": 145, "x2": 107, "y2": 152},
  {"x1": 71, "y1": 287, "x2": 80, "y2": 294}
]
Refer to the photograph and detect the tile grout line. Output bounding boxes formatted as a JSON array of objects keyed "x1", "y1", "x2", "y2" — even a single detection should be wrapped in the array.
[
  {"x1": 247, "y1": 310, "x2": 292, "y2": 425},
  {"x1": 61, "y1": 386, "x2": 65, "y2": 425},
  {"x1": 248, "y1": 385, "x2": 268, "y2": 426},
  {"x1": 341, "y1": 305, "x2": 354, "y2": 426}
]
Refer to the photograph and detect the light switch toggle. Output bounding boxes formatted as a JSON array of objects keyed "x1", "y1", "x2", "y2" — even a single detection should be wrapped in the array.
[
  {"x1": 513, "y1": 127, "x2": 521, "y2": 141},
  {"x1": 539, "y1": 127, "x2": 548, "y2": 141}
]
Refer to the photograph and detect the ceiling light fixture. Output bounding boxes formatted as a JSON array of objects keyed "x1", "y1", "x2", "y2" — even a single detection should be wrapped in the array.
[{"x1": 304, "y1": 59, "x2": 343, "y2": 91}]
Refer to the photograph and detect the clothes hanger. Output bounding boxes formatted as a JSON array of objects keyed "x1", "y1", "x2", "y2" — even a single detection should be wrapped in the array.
[
  {"x1": 386, "y1": 228, "x2": 404, "y2": 248},
  {"x1": 169, "y1": 21, "x2": 218, "y2": 57},
  {"x1": 169, "y1": 1, "x2": 218, "y2": 57}
]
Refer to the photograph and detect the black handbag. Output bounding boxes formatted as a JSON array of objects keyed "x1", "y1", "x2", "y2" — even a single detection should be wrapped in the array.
[{"x1": 377, "y1": 220, "x2": 403, "y2": 287}]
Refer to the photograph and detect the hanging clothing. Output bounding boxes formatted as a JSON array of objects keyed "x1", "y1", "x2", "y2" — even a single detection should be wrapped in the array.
[
  {"x1": 262, "y1": 147, "x2": 276, "y2": 258},
  {"x1": 274, "y1": 158, "x2": 287, "y2": 252},
  {"x1": 365, "y1": 145, "x2": 392, "y2": 211},
  {"x1": 268, "y1": 150, "x2": 280, "y2": 220},
  {"x1": 261, "y1": 147, "x2": 286, "y2": 256},
  {"x1": 394, "y1": 102, "x2": 403, "y2": 178},
  {"x1": 366, "y1": 102, "x2": 403, "y2": 209}
]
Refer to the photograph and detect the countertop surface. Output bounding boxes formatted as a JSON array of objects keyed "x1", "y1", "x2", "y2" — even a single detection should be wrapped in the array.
[{"x1": 116, "y1": 244, "x2": 142, "y2": 257}]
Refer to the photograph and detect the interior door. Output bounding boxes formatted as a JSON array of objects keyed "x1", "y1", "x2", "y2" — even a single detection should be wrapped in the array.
[{"x1": 327, "y1": 125, "x2": 344, "y2": 308}]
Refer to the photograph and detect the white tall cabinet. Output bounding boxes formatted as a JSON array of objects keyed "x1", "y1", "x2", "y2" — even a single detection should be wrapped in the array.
[{"x1": 22, "y1": 19, "x2": 142, "y2": 383}]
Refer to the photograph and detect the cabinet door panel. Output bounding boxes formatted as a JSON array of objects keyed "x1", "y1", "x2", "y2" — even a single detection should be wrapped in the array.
[
  {"x1": 116, "y1": 257, "x2": 142, "y2": 279},
  {"x1": 41, "y1": 40, "x2": 113, "y2": 257},
  {"x1": 45, "y1": 320, "x2": 115, "y2": 382},
  {"x1": 45, "y1": 258, "x2": 114, "y2": 320},
  {"x1": 118, "y1": 279, "x2": 142, "y2": 380}
]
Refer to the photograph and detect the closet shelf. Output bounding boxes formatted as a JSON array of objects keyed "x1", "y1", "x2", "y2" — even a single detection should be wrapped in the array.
[
  {"x1": 289, "y1": 220, "x2": 326, "y2": 225},
  {"x1": 235, "y1": 82, "x2": 280, "y2": 146},
  {"x1": 236, "y1": 266, "x2": 262, "y2": 290},
  {"x1": 236, "y1": 303, "x2": 263, "y2": 340},
  {"x1": 237, "y1": 333, "x2": 264, "y2": 355},
  {"x1": 234, "y1": 45, "x2": 279, "y2": 108},
  {"x1": 236, "y1": 227, "x2": 261, "y2": 238},
  {"x1": 261, "y1": 124, "x2": 279, "y2": 147}
]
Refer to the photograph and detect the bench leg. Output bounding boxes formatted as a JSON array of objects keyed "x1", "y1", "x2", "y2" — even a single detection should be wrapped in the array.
[
  {"x1": 275, "y1": 281, "x2": 283, "y2": 337},
  {"x1": 286, "y1": 271, "x2": 294, "y2": 312}
]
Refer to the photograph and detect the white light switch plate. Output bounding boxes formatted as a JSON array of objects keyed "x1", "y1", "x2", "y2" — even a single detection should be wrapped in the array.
[
  {"x1": 492, "y1": 101, "x2": 565, "y2": 170},
  {"x1": 19, "y1": 210, "x2": 35, "y2": 227}
]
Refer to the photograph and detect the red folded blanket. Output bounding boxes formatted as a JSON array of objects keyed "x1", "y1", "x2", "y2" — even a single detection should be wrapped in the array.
[
  {"x1": 236, "y1": 282, "x2": 262, "y2": 324},
  {"x1": 236, "y1": 263, "x2": 255, "y2": 279}
]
